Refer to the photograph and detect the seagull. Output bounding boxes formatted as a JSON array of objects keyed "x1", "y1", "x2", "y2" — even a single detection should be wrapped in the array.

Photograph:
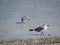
[
  {"x1": 21, "y1": 16, "x2": 30, "y2": 23},
  {"x1": 29, "y1": 24, "x2": 50, "y2": 36}
]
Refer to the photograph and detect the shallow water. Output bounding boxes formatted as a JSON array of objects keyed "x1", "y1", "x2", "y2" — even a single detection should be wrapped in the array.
[{"x1": 0, "y1": 0, "x2": 60, "y2": 40}]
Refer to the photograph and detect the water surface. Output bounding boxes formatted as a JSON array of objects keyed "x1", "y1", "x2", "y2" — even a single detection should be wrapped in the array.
[{"x1": 0, "y1": 0, "x2": 60, "y2": 40}]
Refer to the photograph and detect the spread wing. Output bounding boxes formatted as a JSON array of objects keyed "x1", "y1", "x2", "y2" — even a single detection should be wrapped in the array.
[{"x1": 34, "y1": 26, "x2": 44, "y2": 32}]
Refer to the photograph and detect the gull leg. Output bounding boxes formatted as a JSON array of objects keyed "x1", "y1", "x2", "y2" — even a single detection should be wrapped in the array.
[{"x1": 40, "y1": 32, "x2": 44, "y2": 36}]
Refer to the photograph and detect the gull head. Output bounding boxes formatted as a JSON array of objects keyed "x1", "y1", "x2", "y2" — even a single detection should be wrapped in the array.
[
  {"x1": 43, "y1": 24, "x2": 50, "y2": 30},
  {"x1": 43, "y1": 24, "x2": 50, "y2": 26},
  {"x1": 21, "y1": 16, "x2": 30, "y2": 23}
]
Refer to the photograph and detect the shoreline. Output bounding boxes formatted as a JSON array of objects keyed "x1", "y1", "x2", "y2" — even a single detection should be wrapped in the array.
[{"x1": 0, "y1": 37, "x2": 60, "y2": 45}]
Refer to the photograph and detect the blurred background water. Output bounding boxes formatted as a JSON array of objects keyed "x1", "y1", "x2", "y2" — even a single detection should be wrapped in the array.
[{"x1": 0, "y1": 0, "x2": 60, "y2": 40}]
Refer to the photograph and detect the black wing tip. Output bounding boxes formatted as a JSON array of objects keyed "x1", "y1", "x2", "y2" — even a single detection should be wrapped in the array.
[{"x1": 29, "y1": 29, "x2": 33, "y2": 31}]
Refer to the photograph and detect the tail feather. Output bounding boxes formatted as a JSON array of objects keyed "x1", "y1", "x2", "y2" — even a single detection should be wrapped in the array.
[{"x1": 29, "y1": 29, "x2": 33, "y2": 31}]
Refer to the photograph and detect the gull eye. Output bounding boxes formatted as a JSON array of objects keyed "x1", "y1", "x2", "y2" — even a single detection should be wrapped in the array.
[{"x1": 47, "y1": 25, "x2": 50, "y2": 26}]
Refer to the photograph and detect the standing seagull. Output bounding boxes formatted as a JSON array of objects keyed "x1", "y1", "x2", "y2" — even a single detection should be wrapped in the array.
[
  {"x1": 21, "y1": 16, "x2": 30, "y2": 29},
  {"x1": 29, "y1": 24, "x2": 50, "y2": 36}
]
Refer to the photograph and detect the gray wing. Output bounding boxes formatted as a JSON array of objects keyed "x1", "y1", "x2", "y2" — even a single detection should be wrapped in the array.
[{"x1": 34, "y1": 26, "x2": 44, "y2": 32}]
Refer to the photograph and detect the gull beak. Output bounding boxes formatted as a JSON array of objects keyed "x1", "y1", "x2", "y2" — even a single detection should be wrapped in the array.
[{"x1": 28, "y1": 19, "x2": 30, "y2": 21}]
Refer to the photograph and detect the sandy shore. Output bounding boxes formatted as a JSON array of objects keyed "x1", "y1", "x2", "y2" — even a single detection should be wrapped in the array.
[{"x1": 0, "y1": 37, "x2": 60, "y2": 45}]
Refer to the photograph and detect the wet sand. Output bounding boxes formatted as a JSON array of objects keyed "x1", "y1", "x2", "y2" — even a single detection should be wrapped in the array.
[{"x1": 0, "y1": 37, "x2": 60, "y2": 45}]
